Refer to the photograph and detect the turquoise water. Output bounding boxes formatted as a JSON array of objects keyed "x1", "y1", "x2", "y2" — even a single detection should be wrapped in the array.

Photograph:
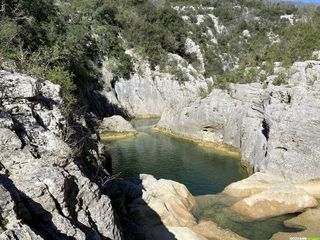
[
  {"x1": 105, "y1": 118, "x2": 247, "y2": 196},
  {"x1": 104, "y1": 118, "x2": 303, "y2": 239}
]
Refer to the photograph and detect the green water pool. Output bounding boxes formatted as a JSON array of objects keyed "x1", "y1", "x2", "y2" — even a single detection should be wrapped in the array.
[
  {"x1": 104, "y1": 118, "x2": 303, "y2": 239},
  {"x1": 105, "y1": 118, "x2": 247, "y2": 196}
]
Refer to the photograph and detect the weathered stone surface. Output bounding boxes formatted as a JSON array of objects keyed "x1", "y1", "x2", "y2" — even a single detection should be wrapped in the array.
[
  {"x1": 125, "y1": 174, "x2": 244, "y2": 240},
  {"x1": 102, "y1": 52, "x2": 208, "y2": 118},
  {"x1": 224, "y1": 172, "x2": 320, "y2": 199},
  {"x1": 0, "y1": 71, "x2": 121, "y2": 240},
  {"x1": 272, "y1": 207, "x2": 320, "y2": 239},
  {"x1": 231, "y1": 183, "x2": 318, "y2": 220},
  {"x1": 99, "y1": 115, "x2": 137, "y2": 134},
  {"x1": 145, "y1": 226, "x2": 207, "y2": 240},
  {"x1": 192, "y1": 220, "x2": 246, "y2": 240},
  {"x1": 129, "y1": 174, "x2": 196, "y2": 227},
  {"x1": 0, "y1": 71, "x2": 38, "y2": 99},
  {"x1": 0, "y1": 181, "x2": 43, "y2": 240},
  {"x1": 223, "y1": 172, "x2": 285, "y2": 198},
  {"x1": 156, "y1": 62, "x2": 320, "y2": 181}
]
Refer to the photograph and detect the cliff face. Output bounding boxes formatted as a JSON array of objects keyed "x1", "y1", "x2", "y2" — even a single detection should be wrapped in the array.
[
  {"x1": 104, "y1": 60, "x2": 320, "y2": 182},
  {"x1": 0, "y1": 71, "x2": 121, "y2": 239}
]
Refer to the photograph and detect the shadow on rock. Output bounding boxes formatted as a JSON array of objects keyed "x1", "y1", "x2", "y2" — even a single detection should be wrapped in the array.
[
  {"x1": 0, "y1": 174, "x2": 77, "y2": 240},
  {"x1": 104, "y1": 177, "x2": 180, "y2": 240}
]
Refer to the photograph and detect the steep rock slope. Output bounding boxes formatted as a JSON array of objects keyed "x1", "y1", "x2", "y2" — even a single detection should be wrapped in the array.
[
  {"x1": 157, "y1": 61, "x2": 320, "y2": 181},
  {"x1": 103, "y1": 43, "x2": 320, "y2": 181},
  {"x1": 0, "y1": 71, "x2": 121, "y2": 239}
]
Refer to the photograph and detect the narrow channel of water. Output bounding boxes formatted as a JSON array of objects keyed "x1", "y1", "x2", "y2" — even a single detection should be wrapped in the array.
[{"x1": 104, "y1": 118, "x2": 303, "y2": 239}]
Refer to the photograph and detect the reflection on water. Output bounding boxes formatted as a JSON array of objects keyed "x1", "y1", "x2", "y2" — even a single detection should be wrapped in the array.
[{"x1": 104, "y1": 118, "x2": 247, "y2": 196}]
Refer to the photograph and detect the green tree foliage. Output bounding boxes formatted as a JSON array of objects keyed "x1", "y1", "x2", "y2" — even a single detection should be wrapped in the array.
[
  {"x1": 266, "y1": 22, "x2": 320, "y2": 65},
  {"x1": 0, "y1": 0, "x2": 132, "y2": 114},
  {"x1": 1, "y1": 0, "x2": 320, "y2": 104}
]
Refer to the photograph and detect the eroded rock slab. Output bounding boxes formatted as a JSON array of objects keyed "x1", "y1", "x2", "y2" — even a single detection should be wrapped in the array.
[
  {"x1": 272, "y1": 207, "x2": 320, "y2": 239},
  {"x1": 231, "y1": 183, "x2": 318, "y2": 220},
  {"x1": 126, "y1": 174, "x2": 246, "y2": 240}
]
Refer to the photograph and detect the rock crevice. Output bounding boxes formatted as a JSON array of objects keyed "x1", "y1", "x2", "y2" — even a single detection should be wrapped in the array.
[{"x1": 0, "y1": 71, "x2": 121, "y2": 240}]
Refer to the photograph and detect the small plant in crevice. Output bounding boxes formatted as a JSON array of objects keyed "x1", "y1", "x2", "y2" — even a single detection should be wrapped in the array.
[
  {"x1": 272, "y1": 72, "x2": 287, "y2": 86},
  {"x1": 198, "y1": 81, "x2": 214, "y2": 98}
]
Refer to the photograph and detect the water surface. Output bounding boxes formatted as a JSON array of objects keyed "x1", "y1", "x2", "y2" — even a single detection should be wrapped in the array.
[
  {"x1": 104, "y1": 118, "x2": 303, "y2": 239},
  {"x1": 105, "y1": 118, "x2": 247, "y2": 196}
]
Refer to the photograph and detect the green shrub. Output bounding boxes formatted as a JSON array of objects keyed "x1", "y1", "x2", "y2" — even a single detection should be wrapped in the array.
[
  {"x1": 272, "y1": 73, "x2": 287, "y2": 86},
  {"x1": 214, "y1": 67, "x2": 263, "y2": 89},
  {"x1": 46, "y1": 67, "x2": 76, "y2": 114}
]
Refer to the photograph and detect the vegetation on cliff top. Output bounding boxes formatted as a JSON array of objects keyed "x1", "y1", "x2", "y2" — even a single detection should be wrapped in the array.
[{"x1": 1, "y1": 0, "x2": 320, "y2": 112}]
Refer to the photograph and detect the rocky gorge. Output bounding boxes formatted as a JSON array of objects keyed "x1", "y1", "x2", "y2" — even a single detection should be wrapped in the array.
[
  {"x1": 100, "y1": 58, "x2": 320, "y2": 238},
  {"x1": 1, "y1": 58, "x2": 320, "y2": 240},
  {"x1": 1, "y1": 0, "x2": 320, "y2": 239}
]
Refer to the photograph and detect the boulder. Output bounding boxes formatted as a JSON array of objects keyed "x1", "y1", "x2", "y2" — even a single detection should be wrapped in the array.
[
  {"x1": 99, "y1": 115, "x2": 137, "y2": 134},
  {"x1": 99, "y1": 115, "x2": 138, "y2": 140},
  {"x1": 129, "y1": 174, "x2": 196, "y2": 227},
  {"x1": 224, "y1": 172, "x2": 320, "y2": 199},
  {"x1": 126, "y1": 174, "x2": 246, "y2": 240},
  {"x1": 231, "y1": 183, "x2": 318, "y2": 220},
  {"x1": 223, "y1": 172, "x2": 285, "y2": 198}
]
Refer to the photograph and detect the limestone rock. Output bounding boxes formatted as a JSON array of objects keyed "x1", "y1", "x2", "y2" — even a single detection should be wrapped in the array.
[
  {"x1": 167, "y1": 227, "x2": 207, "y2": 240},
  {"x1": 224, "y1": 172, "x2": 320, "y2": 199},
  {"x1": 223, "y1": 172, "x2": 285, "y2": 198},
  {"x1": 156, "y1": 61, "x2": 320, "y2": 181},
  {"x1": 125, "y1": 174, "x2": 246, "y2": 240},
  {"x1": 272, "y1": 207, "x2": 320, "y2": 239},
  {"x1": 0, "y1": 71, "x2": 121, "y2": 240},
  {"x1": 0, "y1": 71, "x2": 38, "y2": 99},
  {"x1": 99, "y1": 115, "x2": 137, "y2": 134},
  {"x1": 231, "y1": 183, "x2": 318, "y2": 220},
  {"x1": 192, "y1": 221, "x2": 246, "y2": 240},
  {"x1": 145, "y1": 225, "x2": 207, "y2": 240},
  {"x1": 103, "y1": 52, "x2": 207, "y2": 118},
  {"x1": 129, "y1": 174, "x2": 196, "y2": 227}
]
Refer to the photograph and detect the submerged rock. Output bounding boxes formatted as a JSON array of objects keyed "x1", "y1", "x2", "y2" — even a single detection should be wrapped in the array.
[
  {"x1": 192, "y1": 220, "x2": 246, "y2": 240},
  {"x1": 231, "y1": 183, "x2": 318, "y2": 220},
  {"x1": 272, "y1": 207, "x2": 320, "y2": 239}
]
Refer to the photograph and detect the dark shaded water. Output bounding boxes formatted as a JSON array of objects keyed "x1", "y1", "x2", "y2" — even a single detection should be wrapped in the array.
[
  {"x1": 105, "y1": 118, "x2": 247, "y2": 196},
  {"x1": 104, "y1": 118, "x2": 303, "y2": 239}
]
